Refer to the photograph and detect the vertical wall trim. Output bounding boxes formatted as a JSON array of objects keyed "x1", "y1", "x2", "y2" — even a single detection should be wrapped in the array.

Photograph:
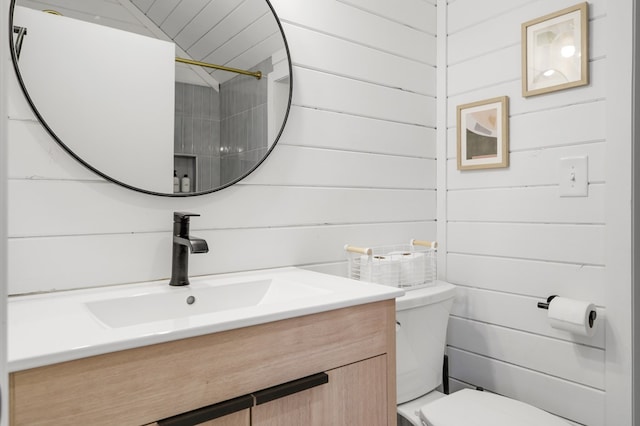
[
  {"x1": 436, "y1": 0, "x2": 447, "y2": 279},
  {"x1": 0, "y1": 0, "x2": 9, "y2": 423},
  {"x1": 605, "y1": 0, "x2": 634, "y2": 425},
  {"x1": 633, "y1": 1, "x2": 640, "y2": 423}
]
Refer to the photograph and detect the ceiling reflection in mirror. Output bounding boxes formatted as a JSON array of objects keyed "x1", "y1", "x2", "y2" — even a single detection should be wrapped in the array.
[{"x1": 10, "y1": 0, "x2": 292, "y2": 196}]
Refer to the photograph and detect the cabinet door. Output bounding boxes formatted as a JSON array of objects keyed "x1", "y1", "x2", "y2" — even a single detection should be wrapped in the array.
[{"x1": 252, "y1": 355, "x2": 388, "y2": 426}]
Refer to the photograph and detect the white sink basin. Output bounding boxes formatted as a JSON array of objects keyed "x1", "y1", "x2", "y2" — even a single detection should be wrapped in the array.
[
  {"x1": 86, "y1": 278, "x2": 331, "y2": 328},
  {"x1": 9, "y1": 267, "x2": 404, "y2": 372}
]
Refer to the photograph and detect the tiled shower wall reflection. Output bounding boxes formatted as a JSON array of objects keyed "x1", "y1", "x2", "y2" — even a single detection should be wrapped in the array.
[
  {"x1": 174, "y1": 82, "x2": 221, "y2": 191},
  {"x1": 220, "y1": 58, "x2": 272, "y2": 185},
  {"x1": 174, "y1": 57, "x2": 272, "y2": 190}
]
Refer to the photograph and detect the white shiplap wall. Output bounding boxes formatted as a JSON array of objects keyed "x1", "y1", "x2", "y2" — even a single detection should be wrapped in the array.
[
  {"x1": 7, "y1": 1, "x2": 635, "y2": 425},
  {"x1": 6, "y1": 0, "x2": 436, "y2": 294},
  {"x1": 444, "y1": 1, "x2": 608, "y2": 425}
]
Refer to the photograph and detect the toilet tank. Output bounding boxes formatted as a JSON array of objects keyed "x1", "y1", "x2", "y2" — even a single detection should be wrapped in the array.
[{"x1": 396, "y1": 281, "x2": 456, "y2": 404}]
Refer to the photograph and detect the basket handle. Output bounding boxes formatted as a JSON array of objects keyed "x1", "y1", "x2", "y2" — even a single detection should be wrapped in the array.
[
  {"x1": 344, "y1": 244, "x2": 372, "y2": 256},
  {"x1": 411, "y1": 239, "x2": 438, "y2": 249}
]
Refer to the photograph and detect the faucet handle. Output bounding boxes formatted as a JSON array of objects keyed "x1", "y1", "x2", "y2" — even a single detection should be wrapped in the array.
[{"x1": 173, "y1": 212, "x2": 201, "y2": 223}]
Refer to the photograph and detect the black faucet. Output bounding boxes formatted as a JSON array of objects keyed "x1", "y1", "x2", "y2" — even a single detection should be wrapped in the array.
[{"x1": 169, "y1": 212, "x2": 209, "y2": 286}]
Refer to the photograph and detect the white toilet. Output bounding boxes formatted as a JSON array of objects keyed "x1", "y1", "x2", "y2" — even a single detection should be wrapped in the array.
[{"x1": 396, "y1": 281, "x2": 569, "y2": 426}]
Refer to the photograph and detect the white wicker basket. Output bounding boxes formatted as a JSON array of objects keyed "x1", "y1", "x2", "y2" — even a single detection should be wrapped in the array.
[{"x1": 344, "y1": 240, "x2": 437, "y2": 288}]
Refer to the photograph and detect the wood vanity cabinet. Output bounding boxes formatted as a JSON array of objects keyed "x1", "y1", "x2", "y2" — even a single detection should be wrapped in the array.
[{"x1": 10, "y1": 299, "x2": 396, "y2": 426}]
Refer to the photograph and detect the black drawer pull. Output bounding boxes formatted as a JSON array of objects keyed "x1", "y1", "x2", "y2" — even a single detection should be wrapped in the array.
[
  {"x1": 254, "y1": 372, "x2": 329, "y2": 405},
  {"x1": 157, "y1": 394, "x2": 253, "y2": 426}
]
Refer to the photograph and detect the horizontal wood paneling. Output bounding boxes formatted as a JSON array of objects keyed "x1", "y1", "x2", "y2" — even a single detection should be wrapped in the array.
[
  {"x1": 283, "y1": 106, "x2": 436, "y2": 158},
  {"x1": 449, "y1": 222, "x2": 604, "y2": 265},
  {"x1": 292, "y1": 67, "x2": 436, "y2": 126},
  {"x1": 450, "y1": 285, "x2": 605, "y2": 348},
  {"x1": 337, "y1": 0, "x2": 436, "y2": 34},
  {"x1": 284, "y1": 23, "x2": 436, "y2": 96},
  {"x1": 447, "y1": 45, "x2": 519, "y2": 96},
  {"x1": 244, "y1": 145, "x2": 436, "y2": 189},
  {"x1": 447, "y1": 0, "x2": 534, "y2": 34},
  {"x1": 447, "y1": 348, "x2": 605, "y2": 426},
  {"x1": 447, "y1": 254, "x2": 605, "y2": 304},
  {"x1": 9, "y1": 181, "x2": 434, "y2": 237},
  {"x1": 445, "y1": 3, "x2": 608, "y2": 421},
  {"x1": 448, "y1": 316, "x2": 605, "y2": 389},
  {"x1": 448, "y1": 184, "x2": 605, "y2": 224},
  {"x1": 272, "y1": 0, "x2": 436, "y2": 64}
]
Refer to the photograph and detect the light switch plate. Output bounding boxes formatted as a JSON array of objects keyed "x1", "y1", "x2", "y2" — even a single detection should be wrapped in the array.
[{"x1": 559, "y1": 156, "x2": 588, "y2": 197}]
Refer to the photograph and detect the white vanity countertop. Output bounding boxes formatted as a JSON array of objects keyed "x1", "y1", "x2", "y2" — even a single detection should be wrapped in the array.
[{"x1": 8, "y1": 267, "x2": 404, "y2": 372}]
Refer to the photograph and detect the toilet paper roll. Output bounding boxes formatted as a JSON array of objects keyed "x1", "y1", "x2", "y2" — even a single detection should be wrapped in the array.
[
  {"x1": 389, "y1": 251, "x2": 426, "y2": 287},
  {"x1": 547, "y1": 297, "x2": 597, "y2": 337},
  {"x1": 358, "y1": 255, "x2": 400, "y2": 286}
]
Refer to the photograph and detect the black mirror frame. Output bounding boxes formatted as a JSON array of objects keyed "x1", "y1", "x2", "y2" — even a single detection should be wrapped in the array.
[{"x1": 8, "y1": 0, "x2": 293, "y2": 197}]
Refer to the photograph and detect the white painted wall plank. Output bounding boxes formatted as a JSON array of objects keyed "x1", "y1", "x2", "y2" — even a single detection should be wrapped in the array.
[
  {"x1": 293, "y1": 67, "x2": 436, "y2": 126},
  {"x1": 245, "y1": 145, "x2": 436, "y2": 189},
  {"x1": 447, "y1": 253, "x2": 605, "y2": 305},
  {"x1": 284, "y1": 23, "x2": 436, "y2": 96},
  {"x1": 448, "y1": 184, "x2": 605, "y2": 224},
  {"x1": 450, "y1": 286, "x2": 605, "y2": 348},
  {"x1": 9, "y1": 181, "x2": 435, "y2": 237},
  {"x1": 282, "y1": 106, "x2": 436, "y2": 158},
  {"x1": 448, "y1": 317, "x2": 605, "y2": 389},
  {"x1": 448, "y1": 222, "x2": 604, "y2": 265},
  {"x1": 337, "y1": 0, "x2": 436, "y2": 34},
  {"x1": 447, "y1": 0, "x2": 534, "y2": 34},
  {"x1": 447, "y1": 348, "x2": 606, "y2": 426},
  {"x1": 272, "y1": 0, "x2": 436, "y2": 65},
  {"x1": 447, "y1": 45, "x2": 519, "y2": 96}
]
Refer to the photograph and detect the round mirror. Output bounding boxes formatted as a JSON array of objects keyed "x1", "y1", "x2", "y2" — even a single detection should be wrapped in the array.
[{"x1": 9, "y1": 0, "x2": 292, "y2": 196}]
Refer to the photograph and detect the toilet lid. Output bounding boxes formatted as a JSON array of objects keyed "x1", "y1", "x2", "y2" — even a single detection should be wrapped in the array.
[{"x1": 420, "y1": 389, "x2": 569, "y2": 426}]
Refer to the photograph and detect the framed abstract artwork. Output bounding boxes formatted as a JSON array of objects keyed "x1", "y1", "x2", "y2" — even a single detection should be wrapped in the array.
[
  {"x1": 457, "y1": 96, "x2": 509, "y2": 171},
  {"x1": 522, "y1": 2, "x2": 589, "y2": 97}
]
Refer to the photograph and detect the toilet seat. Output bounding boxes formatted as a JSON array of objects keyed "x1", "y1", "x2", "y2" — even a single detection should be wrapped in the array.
[{"x1": 419, "y1": 389, "x2": 569, "y2": 426}]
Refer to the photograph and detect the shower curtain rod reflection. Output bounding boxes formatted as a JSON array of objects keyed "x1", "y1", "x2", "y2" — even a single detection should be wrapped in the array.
[{"x1": 175, "y1": 57, "x2": 262, "y2": 80}]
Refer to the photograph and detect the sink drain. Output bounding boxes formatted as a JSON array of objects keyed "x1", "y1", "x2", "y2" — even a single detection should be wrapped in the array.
[{"x1": 186, "y1": 295, "x2": 196, "y2": 305}]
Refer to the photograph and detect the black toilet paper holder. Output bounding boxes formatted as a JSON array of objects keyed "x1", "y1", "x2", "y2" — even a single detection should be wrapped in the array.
[{"x1": 537, "y1": 295, "x2": 597, "y2": 328}]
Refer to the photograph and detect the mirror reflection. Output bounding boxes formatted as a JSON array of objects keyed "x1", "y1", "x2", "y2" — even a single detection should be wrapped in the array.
[{"x1": 11, "y1": 0, "x2": 292, "y2": 196}]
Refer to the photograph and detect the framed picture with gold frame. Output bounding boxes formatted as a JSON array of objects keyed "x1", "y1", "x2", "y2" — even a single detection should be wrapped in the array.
[
  {"x1": 456, "y1": 96, "x2": 509, "y2": 171},
  {"x1": 522, "y1": 2, "x2": 589, "y2": 97}
]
